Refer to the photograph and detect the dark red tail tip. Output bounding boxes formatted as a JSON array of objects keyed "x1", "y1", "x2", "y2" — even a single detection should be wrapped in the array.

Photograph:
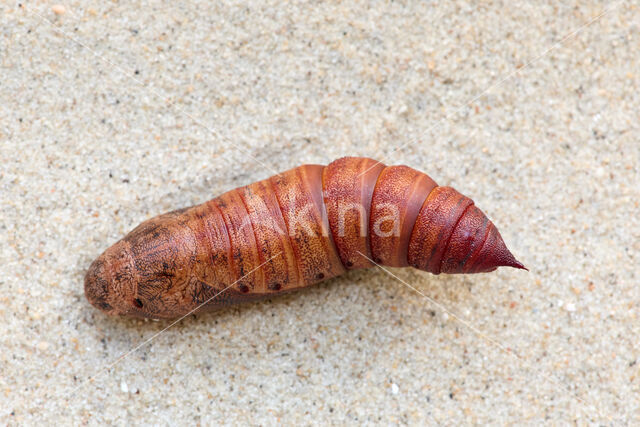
[
  {"x1": 507, "y1": 257, "x2": 528, "y2": 271},
  {"x1": 426, "y1": 199, "x2": 527, "y2": 275},
  {"x1": 468, "y1": 222, "x2": 527, "y2": 273},
  {"x1": 491, "y1": 227, "x2": 527, "y2": 272},
  {"x1": 453, "y1": 217, "x2": 528, "y2": 274}
]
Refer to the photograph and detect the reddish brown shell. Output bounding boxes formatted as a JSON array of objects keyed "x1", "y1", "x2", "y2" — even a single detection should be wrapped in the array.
[{"x1": 85, "y1": 157, "x2": 525, "y2": 319}]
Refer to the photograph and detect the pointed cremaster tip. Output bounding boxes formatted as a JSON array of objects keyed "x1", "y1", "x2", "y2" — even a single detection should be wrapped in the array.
[
  {"x1": 508, "y1": 257, "x2": 528, "y2": 271},
  {"x1": 467, "y1": 222, "x2": 528, "y2": 273}
]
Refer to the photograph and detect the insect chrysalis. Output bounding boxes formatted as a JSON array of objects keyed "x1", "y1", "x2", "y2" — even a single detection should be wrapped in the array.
[{"x1": 85, "y1": 157, "x2": 525, "y2": 319}]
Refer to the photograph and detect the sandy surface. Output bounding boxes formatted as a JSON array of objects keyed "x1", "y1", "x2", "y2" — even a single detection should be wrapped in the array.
[{"x1": 2, "y1": 0, "x2": 639, "y2": 424}]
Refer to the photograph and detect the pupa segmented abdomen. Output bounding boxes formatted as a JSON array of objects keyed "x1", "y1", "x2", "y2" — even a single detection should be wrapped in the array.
[{"x1": 84, "y1": 156, "x2": 525, "y2": 319}]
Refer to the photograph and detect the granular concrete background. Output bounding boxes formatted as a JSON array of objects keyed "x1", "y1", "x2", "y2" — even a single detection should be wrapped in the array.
[{"x1": 1, "y1": 0, "x2": 639, "y2": 424}]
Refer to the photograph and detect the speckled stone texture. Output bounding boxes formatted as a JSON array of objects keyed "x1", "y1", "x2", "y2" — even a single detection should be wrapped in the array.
[{"x1": 1, "y1": 0, "x2": 639, "y2": 424}]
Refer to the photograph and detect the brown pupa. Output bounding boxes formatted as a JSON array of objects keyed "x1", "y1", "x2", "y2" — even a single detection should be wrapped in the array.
[{"x1": 85, "y1": 157, "x2": 526, "y2": 319}]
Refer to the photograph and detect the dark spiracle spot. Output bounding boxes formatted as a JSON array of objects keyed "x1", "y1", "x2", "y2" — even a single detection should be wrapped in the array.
[
  {"x1": 99, "y1": 301, "x2": 112, "y2": 310},
  {"x1": 239, "y1": 284, "x2": 250, "y2": 293},
  {"x1": 315, "y1": 272, "x2": 325, "y2": 280},
  {"x1": 269, "y1": 283, "x2": 282, "y2": 291},
  {"x1": 133, "y1": 298, "x2": 144, "y2": 308},
  {"x1": 345, "y1": 261, "x2": 354, "y2": 268},
  {"x1": 374, "y1": 257, "x2": 382, "y2": 264}
]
